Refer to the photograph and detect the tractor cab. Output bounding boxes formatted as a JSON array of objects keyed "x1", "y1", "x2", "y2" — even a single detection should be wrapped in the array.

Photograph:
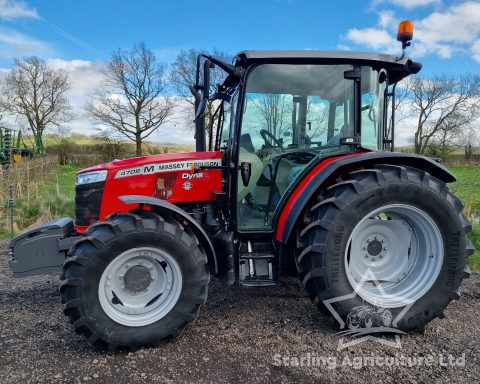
[{"x1": 193, "y1": 50, "x2": 421, "y2": 235}]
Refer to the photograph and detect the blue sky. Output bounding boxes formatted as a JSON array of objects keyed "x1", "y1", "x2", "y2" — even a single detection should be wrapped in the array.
[{"x1": 0, "y1": 0, "x2": 479, "y2": 144}]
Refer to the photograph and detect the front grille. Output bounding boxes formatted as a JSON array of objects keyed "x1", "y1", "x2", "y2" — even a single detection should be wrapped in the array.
[{"x1": 75, "y1": 181, "x2": 105, "y2": 226}]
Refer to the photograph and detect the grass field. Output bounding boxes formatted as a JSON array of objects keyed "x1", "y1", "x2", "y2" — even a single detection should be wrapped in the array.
[
  {"x1": 3, "y1": 160, "x2": 480, "y2": 271},
  {"x1": 449, "y1": 166, "x2": 480, "y2": 272}
]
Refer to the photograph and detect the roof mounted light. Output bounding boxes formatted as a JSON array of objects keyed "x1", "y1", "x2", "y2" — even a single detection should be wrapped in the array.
[
  {"x1": 397, "y1": 20, "x2": 414, "y2": 45},
  {"x1": 396, "y1": 20, "x2": 414, "y2": 61}
]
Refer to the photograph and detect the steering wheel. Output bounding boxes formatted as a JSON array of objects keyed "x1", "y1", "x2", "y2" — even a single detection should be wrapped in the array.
[{"x1": 260, "y1": 129, "x2": 285, "y2": 151}]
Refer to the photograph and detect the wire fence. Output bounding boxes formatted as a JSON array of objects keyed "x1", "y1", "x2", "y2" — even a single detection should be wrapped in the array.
[{"x1": 0, "y1": 156, "x2": 65, "y2": 237}]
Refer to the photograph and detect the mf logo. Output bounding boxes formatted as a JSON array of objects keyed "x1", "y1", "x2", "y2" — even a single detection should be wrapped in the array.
[{"x1": 323, "y1": 268, "x2": 415, "y2": 350}]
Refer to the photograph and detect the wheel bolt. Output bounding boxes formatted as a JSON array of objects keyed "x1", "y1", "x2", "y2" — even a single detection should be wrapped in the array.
[
  {"x1": 363, "y1": 246, "x2": 366, "y2": 250},
  {"x1": 119, "y1": 274, "x2": 124, "y2": 279},
  {"x1": 381, "y1": 239, "x2": 385, "y2": 243},
  {"x1": 125, "y1": 264, "x2": 131, "y2": 269},
  {"x1": 107, "y1": 275, "x2": 112, "y2": 280},
  {"x1": 383, "y1": 247, "x2": 387, "y2": 251},
  {"x1": 374, "y1": 236, "x2": 378, "y2": 240},
  {"x1": 379, "y1": 255, "x2": 383, "y2": 259},
  {"x1": 365, "y1": 254, "x2": 369, "y2": 258}
]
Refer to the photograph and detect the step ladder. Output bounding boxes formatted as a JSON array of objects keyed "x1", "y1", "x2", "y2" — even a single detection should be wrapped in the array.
[{"x1": 239, "y1": 240, "x2": 278, "y2": 287}]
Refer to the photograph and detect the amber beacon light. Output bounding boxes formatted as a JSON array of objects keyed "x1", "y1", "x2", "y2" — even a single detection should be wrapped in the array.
[{"x1": 397, "y1": 20, "x2": 414, "y2": 45}]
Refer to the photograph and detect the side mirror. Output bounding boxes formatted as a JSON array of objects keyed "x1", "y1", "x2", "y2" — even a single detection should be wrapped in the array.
[
  {"x1": 240, "y1": 162, "x2": 251, "y2": 187},
  {"x1": 194, "y1": 59, "x2": 213, "y2": 119}
]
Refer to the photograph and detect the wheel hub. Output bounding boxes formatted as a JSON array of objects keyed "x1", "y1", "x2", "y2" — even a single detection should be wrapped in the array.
[
  {"x1": 366, "y1": 238, "x2": 383, "y2": 256},
  {"x1": 124, "y1": 265, "x2": 152, "y2": 293},
  {"x1": 345, "y1": 204, "x2": 444, "y2": 308}
]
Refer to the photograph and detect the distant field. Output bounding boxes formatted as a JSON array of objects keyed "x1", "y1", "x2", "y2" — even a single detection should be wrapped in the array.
[{"x1": 28, "y1": 134, "x2": 196, "y2": 152}]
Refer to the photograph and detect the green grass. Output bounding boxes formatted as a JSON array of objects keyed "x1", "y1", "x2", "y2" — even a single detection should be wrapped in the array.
[
  {"x1": 449, "y1": 166, "x2": 480, "y2": 212},
  {"x1": 449, "y1": 166, "x2": 480, "y2": 272},
  {"x1": 1, "y1": 164, "x2": 79, "y2": 238},
  {"x1": 469, "y1": 224, "x2": 480, "y2": 272}
]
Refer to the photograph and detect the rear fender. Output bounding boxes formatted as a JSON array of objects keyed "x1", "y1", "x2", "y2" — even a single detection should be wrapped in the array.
[
  {"x1": 119, "y1": 195, "x2": 218, "y2": 274},
  {"x1": 275, "y1": 152, "x2": 456, "y2": 244}
]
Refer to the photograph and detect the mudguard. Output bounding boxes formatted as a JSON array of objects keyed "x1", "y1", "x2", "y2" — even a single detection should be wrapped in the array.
[
  {"x1": 119, "y1": 195, "x2": 218, "y2": 274},
  {"x1": 275, "y1": 151, "x2": 456, "y2": 244}
]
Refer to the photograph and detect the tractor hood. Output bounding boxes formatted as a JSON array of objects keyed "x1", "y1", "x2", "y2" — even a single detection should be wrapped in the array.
[
  {"x1": 74, "y1": 151, "x2": 223, "y2": 232},
  {"x1": 77, "y1": 151, "x2": 222, "y2": 175}
]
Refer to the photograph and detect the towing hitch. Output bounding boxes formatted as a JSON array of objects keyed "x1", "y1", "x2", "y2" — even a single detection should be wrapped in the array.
[{"x1": 8, "y1": 217, "x2": 77, "y2": 278}]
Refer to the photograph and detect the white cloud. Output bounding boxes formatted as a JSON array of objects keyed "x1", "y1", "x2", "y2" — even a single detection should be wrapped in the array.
[
  {"x1": 471, "y1": 40, "x2": 480, "y2": 62},
  {"x1": 344, "y1": 1, "x2": 480, "y2": 62},
  {"x1": 0, "y1": 26, "x2": 52, "y2": 59},
  {"x1": 346, "y1": 28, "x2": 397, "y2": 52},
  {"x1": 0, "y1": 0, "x2": 38, "y2": 20},
  {"x1": 47, "y1": 58, "x2": 92, "y2": 72},
  {"x1": 373, "y1": 0, "x2": 440, "y2": 10},
  {"x1": 378, "y1": 10, "x2": 397, "y2": 28},
  {"x1": 337, "y1": 43, "x2": 352, "y2": 51}
]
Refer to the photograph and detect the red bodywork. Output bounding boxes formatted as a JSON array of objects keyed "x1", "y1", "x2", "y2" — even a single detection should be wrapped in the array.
[
  {"x1": 75, "y1": 151, "x2": 223, "y2": 233},
  {"x1": 275, "y1": 153, "x2": 359, "y2": 242}
]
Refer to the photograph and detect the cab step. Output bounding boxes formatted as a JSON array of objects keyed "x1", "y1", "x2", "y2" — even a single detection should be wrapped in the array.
[{"x1": 239, "y1": 240, "x2": 278, "y2": 287}]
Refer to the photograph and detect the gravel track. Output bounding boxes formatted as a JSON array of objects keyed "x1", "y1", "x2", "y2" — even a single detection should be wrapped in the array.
[{"x1": 0, "y1": 240, "x2": 479, "y2": 384}]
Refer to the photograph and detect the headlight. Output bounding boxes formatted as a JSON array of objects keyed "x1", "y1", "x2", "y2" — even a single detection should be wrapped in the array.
[{"x1": 76, "y1": 170, "x2": 108, "y2": 185}]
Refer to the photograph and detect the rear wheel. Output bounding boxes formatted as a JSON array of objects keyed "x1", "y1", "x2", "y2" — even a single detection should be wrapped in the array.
[
  {"x1": 60, "y1": 211, "x2": 209, "y2": 350},
  {"x1": 296, "y1": 165, "x2": 473, "y2": 331}
]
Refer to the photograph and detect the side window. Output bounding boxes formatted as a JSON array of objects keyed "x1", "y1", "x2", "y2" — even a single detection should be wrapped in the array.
[
  {"x1": 361, "y1": 67, "x2": 386, "y2": 150},
  {"x1": 218, "y1": 90, "x2": 238, "y2": 149}
]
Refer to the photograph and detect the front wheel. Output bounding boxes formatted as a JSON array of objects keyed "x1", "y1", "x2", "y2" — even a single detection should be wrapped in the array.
[
  {"x1": 296, "y1": 165, "x2": 473, "y2": 332},
  {"x1": 60, "y1": 212, "x2": 209, "y2": 350}
]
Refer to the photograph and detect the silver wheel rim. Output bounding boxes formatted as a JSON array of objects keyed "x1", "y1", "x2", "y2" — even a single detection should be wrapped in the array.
[
  {"x1": 98, "y1": 247, "x2": 182, "y2": 327},
  {"x1": 345, "y1": 204, "x2": 444, "y2": 308}
]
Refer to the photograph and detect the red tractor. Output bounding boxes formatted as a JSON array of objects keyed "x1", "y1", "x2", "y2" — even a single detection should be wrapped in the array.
[{"x1": 9, "y1": 22, "x2": 472, "y2": 350}]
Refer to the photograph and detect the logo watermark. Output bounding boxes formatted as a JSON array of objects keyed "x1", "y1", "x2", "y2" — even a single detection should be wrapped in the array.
[
  {"x1": 272, "y1": 352, "x2": 466, "y2": 370},
  {"x1": 323, "y1": 268, "x2": 415, "y2": 350}
]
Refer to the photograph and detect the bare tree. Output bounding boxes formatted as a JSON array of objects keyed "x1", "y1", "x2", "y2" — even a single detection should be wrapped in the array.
[
  {"x1": 87, "y1": 42, "x2": 175, "y2": 156},
  {"x1": 169, "y1": 48, "x2": 232, "y2": 142},
  {"x1": 92, "y1": 130, "x2": 127, "y2": 163},
  {"x1": 251, "y1": 94, "x2": 288, "y2": 137},
  {"x1": 406, "y1": 74, "x2": 480, "y2": 154},
  {"x1": 0, "y1": 56, "x2": 71, "y2": 154}
]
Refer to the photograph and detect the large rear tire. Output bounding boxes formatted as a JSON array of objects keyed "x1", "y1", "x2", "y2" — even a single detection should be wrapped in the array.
[
  {"x1": 296, "y1": 165, "x2": 473, "y2": 332},
  {"x1": 60, "y1": 211, "x2": 209, "y2": 350}
]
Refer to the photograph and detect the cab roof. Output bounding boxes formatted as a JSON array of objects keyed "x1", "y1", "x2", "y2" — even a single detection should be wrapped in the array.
[{"x1": 233, "y1": 50, "x2": 421, "y2": 84}]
